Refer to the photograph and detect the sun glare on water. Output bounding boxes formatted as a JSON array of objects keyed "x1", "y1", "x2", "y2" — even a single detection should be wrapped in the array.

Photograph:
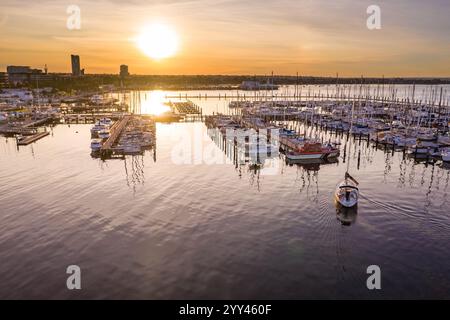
[
  {"x1": 140, "y1": 91, "x2": 171, "y2": 115},
  {"x1": 137, "y1": 23, "x2": 179, "y2": 60}
]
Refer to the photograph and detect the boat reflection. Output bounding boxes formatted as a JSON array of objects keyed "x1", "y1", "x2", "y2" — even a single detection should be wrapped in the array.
[
  {"x1": 335, "y1": 199, "x2": 358, "y2": 226},
  {"x1": 441, "y1": 161, "x2": 450, "y2": 170},
  {"x1": 285, "y1": 157, "x2": 338, "y2": 171},
  {"x1": 207, "y1": 127, "x2": 280, "y2": 188}
]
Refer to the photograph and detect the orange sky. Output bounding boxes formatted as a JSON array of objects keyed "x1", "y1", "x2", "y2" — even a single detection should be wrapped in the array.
[{"x1": 0, "y1": 0, "x2": 449, "y2": 77}]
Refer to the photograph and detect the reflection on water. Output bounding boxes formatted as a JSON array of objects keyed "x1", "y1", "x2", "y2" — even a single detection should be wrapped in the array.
[
  {"x1": 1, "y1": 95, "x2": 450, "y2": 299},
  {"x1": 124, "y1": 155, "x2": 146, "y2": 193},
  {"x1": 335, "y1": 202, "x2": 358, "y2": 226},
  {"x1": 125, "y1": 90, "x2": 172, "y2": 115},
  {"x1": 139, "y1": 91, "x2": 171, "y2": 115}
]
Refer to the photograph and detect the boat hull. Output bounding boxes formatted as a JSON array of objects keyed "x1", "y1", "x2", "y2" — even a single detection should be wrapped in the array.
[
  {"x1": 325, "y1": 150, "x2": 340, "y2": 159},
  {"x1": 334, "y1": 194, "x2": 358, "y2": 208},
  {"x1": 286, "y1": 153, "x2": 324, "y2": 160},
  {"x1": 334, "y1": 181, "x2": 359, "y2": 208},
  {"x1": 442, "y1": 153, "x2": 450, "y2": 162}
]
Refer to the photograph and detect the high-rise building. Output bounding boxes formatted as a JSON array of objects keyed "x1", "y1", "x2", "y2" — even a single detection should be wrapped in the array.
[
  {"x1": 71, "y1": 55, "x2": 81, "y2": 76},
  {"x1": 120, "y1": 65, "x2": 129, "y2": 77}
]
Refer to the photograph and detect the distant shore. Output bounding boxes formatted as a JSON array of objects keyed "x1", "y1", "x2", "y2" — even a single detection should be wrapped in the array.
[{"x1": 1, "y1": 73, "x2": 450, "y2": 92}]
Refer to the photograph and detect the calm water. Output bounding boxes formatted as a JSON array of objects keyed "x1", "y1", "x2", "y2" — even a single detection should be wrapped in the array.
[{"x1": 1, "y1": 89, "x2": 450, "y2": 299}]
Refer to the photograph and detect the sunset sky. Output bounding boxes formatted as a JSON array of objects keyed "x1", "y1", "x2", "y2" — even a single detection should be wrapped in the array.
[{"x1": 0, "y1": 0, "x2": 449, "y2": 76}]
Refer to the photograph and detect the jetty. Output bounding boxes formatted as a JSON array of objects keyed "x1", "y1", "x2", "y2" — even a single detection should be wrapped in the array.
[
  {"x1": 22, "y1": 117, "x2": 54, "y2": 128},
  {"x1": 170, "y1": 101, "x2": 202, "y2": 115},
  {"x1": 0, "y1": 126, "x2": 37, "y2": 135},
  {"x1": 0, "y1": 116, "x2": 54, "y2": 135},
  {"x1": 16, "y1": 131, "x2": 50, "y2": 146},
  {"x1": 100, "y1": 115, "x2": 131, "y2": 156},
  {"x1": 61, "y1": 113, "x2": 130, "y2": 124}
]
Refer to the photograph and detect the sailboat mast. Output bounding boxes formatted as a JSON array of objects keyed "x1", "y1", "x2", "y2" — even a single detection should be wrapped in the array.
[
  {"x1": 347, "y1": 101, "x2": 355, "y2": 174},
  {"x1": 437, "y1": 87, "x2": 443, "y2": 127}
]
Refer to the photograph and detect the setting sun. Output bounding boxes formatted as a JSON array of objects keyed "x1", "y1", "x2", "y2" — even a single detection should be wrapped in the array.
[{"x1": 136, "y1": 23, "x2": 179, "y2": 60}]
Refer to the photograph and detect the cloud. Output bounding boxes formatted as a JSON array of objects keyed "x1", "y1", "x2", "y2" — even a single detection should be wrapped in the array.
[
  {"x1": 0, "y1": 13, "x2": 8, "y2": 27},
  {"x1": 0, "y1": 0, "x2": 448, "y2": 76}
]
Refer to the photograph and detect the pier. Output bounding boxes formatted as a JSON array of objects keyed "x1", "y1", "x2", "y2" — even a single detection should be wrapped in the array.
[
  {"x1": 16, "y1": 131, "x2": 50, "y2": 146},
  {"x1": 0, "y1": 116, "x2": 54, "y2": 135},
  {"x1": 22, "y1": 117, "x2": 54, "y2": 128},
  {"x1": 100, "y1": 115, "x2": 131, "y2": 156},
  {"x1": 0, "y1": 126, "x2": 37, "y2": 135},
  {"x1": 165, "y1": 94, "x2": 450, "y2": 109},
  {"x1": 170, "y1": 101, "x2": 202, "y2": 115},
  {"x1": 61, "y1": 113, "x2": 131, "y2": 124}
]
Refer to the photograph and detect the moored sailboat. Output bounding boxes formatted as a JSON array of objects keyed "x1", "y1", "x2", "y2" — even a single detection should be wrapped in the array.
[
  {"x1": 335, "y1": 101, "x2": 359, "y2": 208},
  {"x1": 335, "y1": 172, "x2": 359, "y2": 208}
]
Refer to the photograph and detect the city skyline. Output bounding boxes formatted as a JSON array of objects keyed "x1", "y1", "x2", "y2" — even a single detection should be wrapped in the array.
[{"x1": 1, "y1": 0, "x2": 449, "y2": 77}]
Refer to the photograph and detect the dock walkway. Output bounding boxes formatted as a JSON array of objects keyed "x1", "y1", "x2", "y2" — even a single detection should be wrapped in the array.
[
  {"x1": 22, "y1": 117, "x2": 53, "y2": 128},
  {"x1": 17, "y1": 131, "x2": 50, "y2": 145},
  {"x1": 100, "y1": 116, "x2": 131, "y2": 155}
]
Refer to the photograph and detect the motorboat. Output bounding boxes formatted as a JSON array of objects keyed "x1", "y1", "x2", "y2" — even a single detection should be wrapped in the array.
[
  {"x1": 279, "y1": 128, "x2": 297, "y2": 137},
  {"x1": 123, "y1": 144, "x2": 142, "y2": 155},
  {"x1": 90, "y1": 124, "x2": 107, "y2": 136},
  {"x1": 286, "y1": 142, "x2": 339, "y2": 160},
  {"x1": 442, "y1": 148, "x2": 450, "y2": 162},
  {"x1": 406, "y1": 144, "x2": 430, "y2": 155},
  {"x1": 90, "y1": 139, "x2": 103, "y2": 152},
  {"x1": 98, "y1": 117, "x2": 113, "y2": 126},
  {"x1": 98, "y1": 129, "x2": 110, "y2": 140},
  {"x1": 16, "y1": 134, "x2": 25, "y2": 143},
  {"x1": 322, "y1": 143, "x2": 340, "y2": 159},
  {"x1": 140, "y1": 132, "x2": 154, "y2": 148},
  {"x1": 285, "y1": 142, "x2": 326, "y2": 160}
]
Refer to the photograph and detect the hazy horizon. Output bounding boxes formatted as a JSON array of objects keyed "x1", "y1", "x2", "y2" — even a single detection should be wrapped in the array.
[{"x1": 1, "y1": 0, "x2": 449, "y2": 77}]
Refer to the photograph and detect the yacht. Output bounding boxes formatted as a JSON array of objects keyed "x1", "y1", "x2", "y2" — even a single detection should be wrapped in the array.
[
  {"x1": 286, "y1": 142, "x2": 329, "y2": 160},
  {"x1": 98, "y1": 117, "x2": 113, "y2": 126},
  {"x1": 442, "y1": 148, "x2": 450, "y2": 162},
  {"x1": 90, "y1": 139, "x2": 103, "y2": 152},
  {"x1": 90, "y1": 124, "x2": 107, "y2": 136}
]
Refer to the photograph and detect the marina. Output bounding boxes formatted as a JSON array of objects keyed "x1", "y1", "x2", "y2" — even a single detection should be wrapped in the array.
[
  {"x1": 88, "y1": 115, "x2": 156, "y2": 158},
  {"x1": 2, "y1": 0, "x2": 450, "y2": 304},
  {"x1": 1, "y1": 85, "x2": 450, "y2": 299}
]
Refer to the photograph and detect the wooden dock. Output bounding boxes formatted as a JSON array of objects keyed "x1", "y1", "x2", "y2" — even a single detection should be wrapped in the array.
[
  {"x1": 0, "y1": 126, "x2": 37, "y2": 135},
  {"x1": 61, "y1": 113, "x2": 130, "y2": 124},
  {"x1": 165, "y1": 94, "x2": 450, "y2": 109},
  {"x1": 171, "y1": 101, "x2": 202, "y2": 115},
  {"x1": 22, "y1": 117, "x2": 54, "y2": 128},
  {"x1": 100, "y1": 116, "x2": 131, "y2": 155},
  {"x1": 16, "y1": 131, "x2": 50, "y2": 146},
  {"x1": 0, "y1": 117, "x2": 54, "y2": 135}
]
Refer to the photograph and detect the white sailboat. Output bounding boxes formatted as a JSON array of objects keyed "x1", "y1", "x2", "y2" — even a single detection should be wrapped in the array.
[
  {"x1": 335, "y1": 101, "x2": 359, "y2": 208},
  {"x1": 442, "y1": 148, "x2": 450, "y2": 162}
]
